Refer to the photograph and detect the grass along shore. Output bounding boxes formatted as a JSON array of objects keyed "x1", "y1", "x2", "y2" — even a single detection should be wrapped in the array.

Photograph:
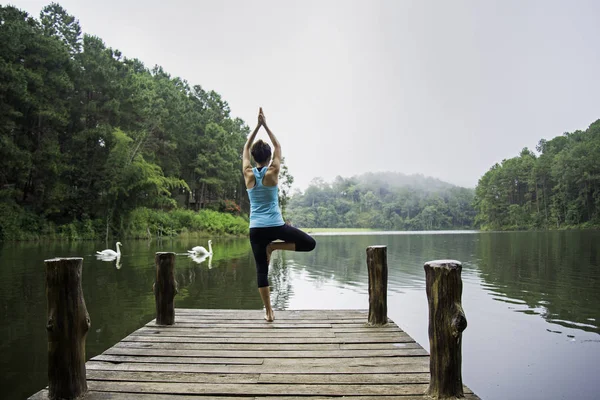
[{"x1": 0, "y1": 207, "x2": 248, "y2": 241}]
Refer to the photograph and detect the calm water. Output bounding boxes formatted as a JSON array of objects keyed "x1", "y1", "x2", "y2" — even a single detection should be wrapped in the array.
[{"x1": 1, "y1": 231, "x2": 599, "y2": 400}]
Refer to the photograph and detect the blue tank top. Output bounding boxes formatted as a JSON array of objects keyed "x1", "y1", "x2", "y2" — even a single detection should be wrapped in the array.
[{"x1": 247, "y1": 167, "x2": 285, "y2": 228}]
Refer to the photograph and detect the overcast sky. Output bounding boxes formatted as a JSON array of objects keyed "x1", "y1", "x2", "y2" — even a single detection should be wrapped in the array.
[{"x1": 13, "y1": 0, "x2": 600, "y2": 190}]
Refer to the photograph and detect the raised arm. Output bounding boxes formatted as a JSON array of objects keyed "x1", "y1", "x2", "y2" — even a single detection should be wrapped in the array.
[
  {"x1": 260, "y1": 109, "x2": 281, "y2": 173},
  {"x1": 243, "y1": 117, "x2": 261, "y2": 174}
]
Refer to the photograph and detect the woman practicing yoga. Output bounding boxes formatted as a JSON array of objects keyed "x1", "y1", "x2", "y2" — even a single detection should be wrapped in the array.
[{"x1": 243, "y1": 108, "x2": 316, "y2": 322}]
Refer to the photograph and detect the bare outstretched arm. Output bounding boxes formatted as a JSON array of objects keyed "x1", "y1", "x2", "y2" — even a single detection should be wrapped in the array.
[
  {"x1": 243, "y1": 113, "x2": 262, "y2": 174},
  {"x1": 260, "y1": 108, "x2": 281, "y2": 173}
]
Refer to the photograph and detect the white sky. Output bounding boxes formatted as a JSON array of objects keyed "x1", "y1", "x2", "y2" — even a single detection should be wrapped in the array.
[{"x1": 12, "y1": 0, "x2": 600, "y2": 190}]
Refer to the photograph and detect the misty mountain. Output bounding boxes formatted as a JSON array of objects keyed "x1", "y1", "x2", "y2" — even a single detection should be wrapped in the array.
[
  {"x1": 286, "y1": 172, "x2": 475, "y2": 230},
  {"x1": 354, "y1": 171, "x2": 460, "y2": 193}
]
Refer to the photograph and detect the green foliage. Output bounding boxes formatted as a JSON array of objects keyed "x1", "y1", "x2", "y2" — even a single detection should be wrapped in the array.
[
  {"x1": 0, "y1": 4, "x2": 253, "y2": 240},
  {"x1": 0, "y1": 203, "x2": 247, "y2": 241},
  {"x1": 124, "y1": 208, "x2": 248, "y2": 238},
  {"x1": 278, "y1": 157, "x2": 294, "y2": 220},
  {"x1": 287, "y1": 173, "x2": 475, "y2": 230},
  {"x1": 474, "y1": 120, "x2": 600, "y2": 230}
]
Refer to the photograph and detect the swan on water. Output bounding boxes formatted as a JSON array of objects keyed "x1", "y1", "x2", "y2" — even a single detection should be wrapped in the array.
[
  {"x1": 97, "y1": 242, "x2": 122, "y2": 257},
  {"x1": 188, "y1": 240, "x2": 212, "y2": 255}
]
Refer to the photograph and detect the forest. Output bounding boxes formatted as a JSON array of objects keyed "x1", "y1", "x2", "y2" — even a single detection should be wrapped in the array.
[
  {"x1": 286, "y1": 172, "x2": 476, "y2": 230},
  {"x1": 474, "y1": 120, "x2": 600, "y2": 230},
  {"x1": 0, "y1": 3, "x2": 250, "y2": 240},
  {"x1": 1, "y1": 3, "x2": 598, "y2": 241}
]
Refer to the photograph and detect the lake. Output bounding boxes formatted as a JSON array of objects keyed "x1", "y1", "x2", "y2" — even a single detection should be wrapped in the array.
[{"x1": 2, "y1": 231, "x2": 599, "y2": 399}]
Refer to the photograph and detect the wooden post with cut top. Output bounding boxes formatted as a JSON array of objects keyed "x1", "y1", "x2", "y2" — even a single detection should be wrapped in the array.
[
  {"x1": 45, "y1": 257, "x2": 90, "y2": 400},
  {"x1": 424, "y1": 259, "x2": 468, "y2": 399},
  {"x1": 366, "y1": 245, "x2": 388, "y2": 325},
  {"x1": 154, "y1": 252, "x2": 178, "y2": 325}
]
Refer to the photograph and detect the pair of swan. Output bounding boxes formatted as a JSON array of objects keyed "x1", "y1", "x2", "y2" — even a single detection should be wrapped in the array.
[
  {"x1": 98, "y1": 240, "x2": 212, "y2": 257},
  {"x1": 96, "y1": 240, "x2": 213, "y2": 268}
]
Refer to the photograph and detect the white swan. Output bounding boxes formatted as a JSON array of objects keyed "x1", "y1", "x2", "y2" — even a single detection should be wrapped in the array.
[
  {"x1": 97, "y1": 242, "x2": 122, "y2": 257},
  {"x1": 188, "y1": 240, "x2": 212, "y2": 255}
]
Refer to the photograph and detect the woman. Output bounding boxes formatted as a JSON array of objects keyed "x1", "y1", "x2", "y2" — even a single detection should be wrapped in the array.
[{"x1": 243, "y1": 108, "x2": 316, "y2": 322}]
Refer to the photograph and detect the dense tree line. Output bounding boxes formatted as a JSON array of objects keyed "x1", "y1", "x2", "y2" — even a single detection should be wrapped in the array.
[
  {"x1": 474, "y1": 120, "x2": 600, "y2": 230},
  {"x1": 0, "y1": 4, "x2": 250, "y2": 240},
  {"x1": 287, "y1": 172, "x2": 476, "y2": 230}
]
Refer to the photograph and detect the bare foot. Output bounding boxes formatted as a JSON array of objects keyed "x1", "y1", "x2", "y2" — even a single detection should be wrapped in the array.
[{"x1": 264, "y1": 308, "x2": 275, "y2": 322}]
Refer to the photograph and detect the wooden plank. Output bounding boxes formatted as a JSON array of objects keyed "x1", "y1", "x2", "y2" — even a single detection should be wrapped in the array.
[
  {"x1": 254, "y1": 397, "x2": 481, "y2": 400},
  {"x1": 260, "y1": 356, "x2": 430, "y2": 366},
  {"x1": 86, "y1": 381, "x2": 433, "y2": 396},
  {"x1": 146, "y1": 322, "x2": 334, "y2": 329},
  {"x1": 334, "y1": 332, "x2": 406, "y2": 338},
  {"x1": 175, "y1": 308, "x2": 368, "y2": 316},
  {"x1": 133, "y1": 328, "x2": 346, "y2": 337},
  {"x1": 132, "y1": 328, "x2": 338, "y2": 338},
  {"x1": 170, "y1": 318, "x2": 375, "y2": 324},
  {"x1": 32, "y1": 390, "x2": 481, "y2": 400},
  {"x1": 115, "y1": 341, "x2": 423, "y2": 351},
  {"x1": 103, "y1": 347, "x2": 429, "y2": 358},
  {"x1": 29, "y1": 309, "x2": 481, "y2": 400},
  {"x1": 91, "y1": 355, "x2": 428, "y2": 367},
  {"x1": 254, "y1": 394, "x2": 478, "y2": 400},
  {"x1": 332, "y1": 327, "x2": 402, "y2": 333},
  {"x1": 258, "y1": 372, "x2": 430, "y2": 384},
  {"x1": 116, "y1": 342, "x2": 343, "y2": 351},
  {"x1": 87, "y1": 370, "x2": 260, "y2": 384},
  {"x1": 86, "y1": 360, "x2": 430, "y2": 374},
  {"x1": 122, "y1": 333, "x2": 414, "y2": 344},
  {"x1": 339, "y1": 343, "x2": 423, "y2": 350},
  {"x1": 149, "y1": 321, "x2": 393, "y2": 329},
  {"x1": 132, "y1": 326, "x2": 403, "y2": 335},
  {"x1": 88, "y1": 370, "x2": 429, "y2": 385},
  {"x1": 170, "y1": 312, "x2": 372, "y2": 318},
  {"x1": 138, "y1": 324, "x2": 400, "y2": 331},
  {"x1": 91, "y1": 355, "x2": 264, "y2": 365},
  {"x1": 30, "y1": 390, "x2": 253, "y2": 399}
]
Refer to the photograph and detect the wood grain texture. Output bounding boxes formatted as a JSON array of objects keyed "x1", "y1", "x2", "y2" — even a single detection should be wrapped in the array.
[
  {"x1": 154, "y1": 252, "x2": 177, "y2": 325},
  {"x1": 45, "y1": 257, "x2": 90, "y2": 400},
  {"x1": 29, "y1": 309, "x2": 479, "y2": 400},
  {"x1": 367, "y1": 246, "x2": 388, "y2": 325},
  {"x1": 424, "y1": 260, "x2": 468, "y2": 399}
]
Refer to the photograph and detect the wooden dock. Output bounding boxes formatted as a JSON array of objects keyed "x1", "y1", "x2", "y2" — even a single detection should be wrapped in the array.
[{"x1": 30, "y1": 308, "x2": 480, "y2": 399}]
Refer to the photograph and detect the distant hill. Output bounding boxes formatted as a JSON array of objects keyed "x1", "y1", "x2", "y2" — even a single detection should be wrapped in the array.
[
  {"x1": 286, "y1": 172, "x2": 475, "y2": 230},
  {"x1": 355, "y1": 171, "x2": 457, "y2": 192}
]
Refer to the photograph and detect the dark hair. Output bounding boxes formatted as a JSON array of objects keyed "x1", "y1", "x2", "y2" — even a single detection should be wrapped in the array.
[{"x1": 251, "y1": 140, "x2": 271, "y2": 164}]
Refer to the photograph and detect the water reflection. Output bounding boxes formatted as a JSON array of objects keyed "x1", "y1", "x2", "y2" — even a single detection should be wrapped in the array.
[
  {"x1": 475, "y1": 231, "x2": 600, "y2": 334},
  {"x1": 280, "y1": 231, "x2": 600, "y2": 335},
  {"x1": 270, "y1": 253, "x2": 293, "y2": 310},
  {"x1": 188, "y1": 252, "x2": 213, "y2": 268},
  {"x1": 3, "y1": 231, "x2": 600, "y2": 400},
  {"x1": 95, "y1": 254, "x2": 122, "y2": 269}
]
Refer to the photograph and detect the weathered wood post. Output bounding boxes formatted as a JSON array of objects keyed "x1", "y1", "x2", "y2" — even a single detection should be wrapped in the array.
[
  {"x1": 45, "y1": 257, "x2": 90, "y2": 400},
  {"x1": 366, "y1": 245, "x2": 388, "y2": 325},
  {"x1": 424, "y1": 260, "x2": 468, "y2": 399},
  {"x1": 154, "y1": 252, "x2": 177, "y2": 325}
]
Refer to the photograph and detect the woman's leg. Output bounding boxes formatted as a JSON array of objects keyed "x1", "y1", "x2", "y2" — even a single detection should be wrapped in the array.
[
  {"x1": 258, "y1": 286, "x2": 274, "y2": 321},
  {"x1": 249, "y1": 228, "x2": 277, "y2": 321},
  {"x1": 266, "y1": 224, "x2": 316, "y2": 262}
]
